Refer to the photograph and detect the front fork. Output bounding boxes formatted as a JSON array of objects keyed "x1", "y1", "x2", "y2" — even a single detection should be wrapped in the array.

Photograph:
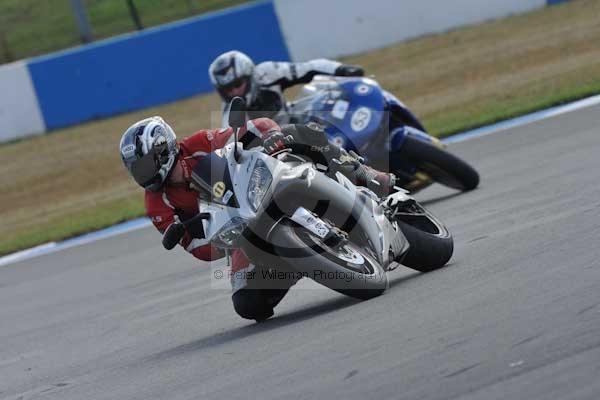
[
  {"x1": 387, "y1": 125, "x2": 444, "y2": 192},
  {"x1": 389, "y1": 125, "x2": 443, "y2": 151}
]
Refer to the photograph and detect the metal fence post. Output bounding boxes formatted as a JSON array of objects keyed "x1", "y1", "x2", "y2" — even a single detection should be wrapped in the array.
[
  {"x1": 126, "y1": 0, "x2": 144, "y2": 30},
  {"x1": 69, "y1": 0, "x2": 94, "y2": 43}
]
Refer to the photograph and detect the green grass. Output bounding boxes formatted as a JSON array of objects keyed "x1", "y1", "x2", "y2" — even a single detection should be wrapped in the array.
[
  {"x1": 0, "y1": 0, "x2": 249, "y2": 64},
  {"x1": 0, "y1": 196, "x2": 145, "y2": 256},
  {"x1": 429, "y1": 78, "x2": 600, "y2": 137}
]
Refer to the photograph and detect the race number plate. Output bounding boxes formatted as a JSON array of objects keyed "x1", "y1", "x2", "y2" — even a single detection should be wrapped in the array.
[{"x1": 291, "y1": 207, "x2": 330, "y2": 239}]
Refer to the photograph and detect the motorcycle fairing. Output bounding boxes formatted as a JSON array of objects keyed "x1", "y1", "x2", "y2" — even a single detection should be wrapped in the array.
[
  {"x1": 191, "y1": 152, "x2": 238, "y2": 207},
  {"x1": 304, "y1": 78, "x2": 386, "y2": 154}
]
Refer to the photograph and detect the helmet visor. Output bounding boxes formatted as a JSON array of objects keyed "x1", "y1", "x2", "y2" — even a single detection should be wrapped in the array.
[
  {"x1": 218, "y1": 77, "x2": 250, "y2": 101},
  {"x1": 130, "y1": 147, "x2": 162, "y2": 188}
]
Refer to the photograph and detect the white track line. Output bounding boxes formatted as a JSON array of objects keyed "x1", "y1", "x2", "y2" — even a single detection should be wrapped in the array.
[
  {"x1": 2, "y1": 94, "x2": 600, "y2": 267},
  {"x1": 0, "y1": 218, "x2": 151, "y2": 267},
  {"x1": 442, "y1": 94, "x2": 600, "y2": 144}
]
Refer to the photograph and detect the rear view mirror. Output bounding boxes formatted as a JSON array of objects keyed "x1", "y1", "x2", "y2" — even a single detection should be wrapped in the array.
[
  {"x1": 228, "y1": 96, "x2": 246, "y2": 129},
  {"x1": 162, "y1": 222, "x2": 186, "y2": 250}
]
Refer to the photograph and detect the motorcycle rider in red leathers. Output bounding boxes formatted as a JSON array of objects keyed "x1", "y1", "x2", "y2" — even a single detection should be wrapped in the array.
[{"x1": 119, "y1": 116, "x2": 397, "y2": 321}]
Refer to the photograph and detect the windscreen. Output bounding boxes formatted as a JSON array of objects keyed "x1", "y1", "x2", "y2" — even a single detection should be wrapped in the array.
[
  {"x1": 191, "y1": 152, "x2": 238, "y2": 207},
  {"x1": 303, "y1": 79, "x2": 386, "y2": 153}
]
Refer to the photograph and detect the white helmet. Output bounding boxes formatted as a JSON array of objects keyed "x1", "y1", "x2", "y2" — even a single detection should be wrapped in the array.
[
  {"x1": 119, "y1": 116, "x2": 178, "y2": 192},
  {"x1": 209, "y1": 50, "x2": 257, "y2": 105}
]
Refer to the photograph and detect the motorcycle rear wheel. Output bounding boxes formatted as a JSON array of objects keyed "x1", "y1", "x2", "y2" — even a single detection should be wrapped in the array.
[
  {"x1": 393, "y1": 204, "x2": 453, "y2": 272},
  {"x1": 396, "y1": 136, "x2": 479, "y2": 191}
]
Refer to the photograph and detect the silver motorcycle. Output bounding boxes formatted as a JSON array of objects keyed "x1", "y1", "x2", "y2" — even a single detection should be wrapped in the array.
[{"x1": 163, "y1": 98, "x2": 453, "y2": 300}]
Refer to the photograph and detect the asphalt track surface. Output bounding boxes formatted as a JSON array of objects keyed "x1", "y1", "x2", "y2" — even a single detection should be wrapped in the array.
[{"x1": 2, "y1": 105, "x2": 600, "y2": 400}]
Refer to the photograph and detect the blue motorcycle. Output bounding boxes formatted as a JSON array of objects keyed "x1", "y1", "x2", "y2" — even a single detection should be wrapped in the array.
[{"x1": 288, "y1": 76, "x2": 479, "y2": 192}]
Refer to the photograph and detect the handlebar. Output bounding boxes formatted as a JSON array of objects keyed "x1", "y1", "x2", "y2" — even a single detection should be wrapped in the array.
[
  {"x1": 181, "y1": 212, "x2": 211, "y2": 228},
  {"x1": 162, "y1": 212, "x2": 211, "y2": 250}
]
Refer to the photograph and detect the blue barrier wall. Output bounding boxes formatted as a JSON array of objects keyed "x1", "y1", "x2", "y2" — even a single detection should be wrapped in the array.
[
  {"x1": 27, "y1": 1, "x2": 290, "y2": 130},
  {"x1": 0, "y1": 0, "x2": 573, "y2": 141}
]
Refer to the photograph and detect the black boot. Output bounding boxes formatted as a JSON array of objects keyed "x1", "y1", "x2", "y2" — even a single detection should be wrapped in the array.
[{"x1": 332, "y1": 150, "x2": 397, "y2": 197}]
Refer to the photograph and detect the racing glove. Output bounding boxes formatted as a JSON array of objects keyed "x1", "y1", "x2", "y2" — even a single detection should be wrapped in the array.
[
  {"x1": 262, "y1": 131, "x2": 295, "y2": 155},
  {"x1": 334, "y1": 64, "x2": 365, "y2": 77}
]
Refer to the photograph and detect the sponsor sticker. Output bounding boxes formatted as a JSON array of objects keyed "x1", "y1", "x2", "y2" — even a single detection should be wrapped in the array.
[
  {"x1": 222, "y1": 190, "x2": 233, "y2": 204},
  {"x1": 332, "y1": 136, "x2": 345, "y2": 147},
  {"x1": 331, "y1": 100, "x2": 349, "y2": 119},
  {"x1": 121, "y1": 144, "x2": 135, "y2": 158},
  {"x1": 354, "y1": 84, "x2": 372, "y2": 96}
]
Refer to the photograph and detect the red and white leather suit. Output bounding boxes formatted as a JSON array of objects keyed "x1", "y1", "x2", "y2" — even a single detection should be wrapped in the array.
[{"x1": 145, "y1": 118, "x2": 279, "y2": 282}]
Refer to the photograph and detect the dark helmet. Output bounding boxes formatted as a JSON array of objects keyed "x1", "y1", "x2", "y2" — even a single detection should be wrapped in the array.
[{"x1": 119, "y1": 116, "x2": 178, "y2": 191}]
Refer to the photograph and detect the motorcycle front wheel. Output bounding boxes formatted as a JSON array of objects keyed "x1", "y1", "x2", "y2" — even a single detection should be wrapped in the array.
[{"x1": 268, "y1": 221, "x2": 388, "y2": 300}]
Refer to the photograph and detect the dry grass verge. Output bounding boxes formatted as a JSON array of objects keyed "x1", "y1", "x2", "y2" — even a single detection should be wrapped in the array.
[{"x1": 2, "y1": 0, "x2": 600, "y2": 255}]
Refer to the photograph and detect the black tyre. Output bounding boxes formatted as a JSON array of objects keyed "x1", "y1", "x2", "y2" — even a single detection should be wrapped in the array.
[
  {"x1": 394, "y1": 205, "x2": 453, "y2": 272},
  {"x1": 269, "y1": 221, "x2": 388, "y2": 300},
  {"x1": 397, "y1": 135, "x2": 479, "y2": 191}
]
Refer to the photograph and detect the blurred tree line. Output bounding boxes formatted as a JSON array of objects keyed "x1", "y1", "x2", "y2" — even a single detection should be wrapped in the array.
[{"x1": 0, "y1": 0, "x2": 248, "y2": 65}]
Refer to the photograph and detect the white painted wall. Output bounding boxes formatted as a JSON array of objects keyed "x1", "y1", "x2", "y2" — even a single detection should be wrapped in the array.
[
  {"x1": 0, "y1": 61, "x2": 45, "y2": 143},
  {"x1": 274, "y1": 0, "x2": 546, "y2": 61}
]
